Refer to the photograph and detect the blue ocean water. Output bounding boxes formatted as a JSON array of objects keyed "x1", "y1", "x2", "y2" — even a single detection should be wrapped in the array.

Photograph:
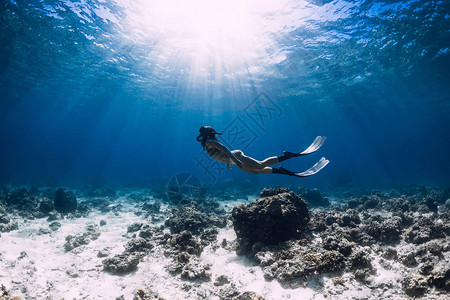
[{"x1": 0, "y1": 0, "x2": 449, "y2": 190}]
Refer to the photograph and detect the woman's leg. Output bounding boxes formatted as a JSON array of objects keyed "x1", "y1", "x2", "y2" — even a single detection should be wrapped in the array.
[
  {"x1": 242, "y1": 166, "x2": 273, "y2": 174},
  {"x1": 231, "y1": 150, "x2": 278, "y2": 174},
  {"x1": 260, "y1": 156, "x2": 279, "y2": 167},
  {"x1": 255, "y1": 167, "x2": 273, "y2": 174},
  {"x1": 232, "y1": 150, "x2": 266, "y2": 169},
  {"x1": 232, "y1": 150, "x2": 280, "y2": 169}
]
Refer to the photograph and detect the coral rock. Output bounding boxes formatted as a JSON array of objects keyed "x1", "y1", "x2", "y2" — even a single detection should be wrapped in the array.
[
  {"x1": 165, "y1": 202, "x2": 226, "y2": 235},
  {"x1": 64, "y1": 225, "x2": 100, "y2": 251},
  {"x1": 231, "y1": 192, "x2": 309, "y2": 252},
  {"x1": 402, "y1": 275, "x2": 428, "y2": 297},
  {"x1": 54, "y1": 188, "x2": 77, "y2": 213},
  {"x1": 260, "y1": 187, "x2": 290, "y2": 198},
  {"x1": 298, "y1": 187, "x2": 330, "y2": 207},
  {"x1": 103, "y1": 253, "x2": 141, "y2": 274}
]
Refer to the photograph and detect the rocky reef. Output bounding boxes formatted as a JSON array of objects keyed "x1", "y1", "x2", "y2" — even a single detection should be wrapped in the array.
[
  {"x1": 0, "y1": 184, "x2": 448, "y2": 299},
  {"x1": 102, "y1": 198, "x2": 227, "y2": 282},
  {"x1": 230, "y1": 186, "x2": 450, "y2": 297},
  {"x1": 231, "y1": 190, "x2": 309, "y2": 254},
  {"x1": 162, "y1": 200, "x2": 228, "y2": 282}
]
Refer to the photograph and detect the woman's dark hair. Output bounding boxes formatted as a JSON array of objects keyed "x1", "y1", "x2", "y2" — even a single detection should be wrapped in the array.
[{"x1": 196, "y1": 126, "x2": 221, "y2": 148}]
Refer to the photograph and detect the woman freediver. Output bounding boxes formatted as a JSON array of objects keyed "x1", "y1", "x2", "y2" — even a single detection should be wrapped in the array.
[{"x1": 196, "y1": 126, "x2": 329, "y2": 177}]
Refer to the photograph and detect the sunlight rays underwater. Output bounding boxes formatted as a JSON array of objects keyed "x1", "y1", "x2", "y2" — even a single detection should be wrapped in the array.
[
  {"x1": 82, "y1": 0, "x2": 326, "y2": 107},
  {"x1": 2, "y1": 0, "x2": 449, "y2": 186}
]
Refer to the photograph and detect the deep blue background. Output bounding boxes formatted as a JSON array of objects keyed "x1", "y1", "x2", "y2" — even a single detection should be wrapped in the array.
[{"x1": 1, "y1": 0, "x2": 449, "y2": 190}]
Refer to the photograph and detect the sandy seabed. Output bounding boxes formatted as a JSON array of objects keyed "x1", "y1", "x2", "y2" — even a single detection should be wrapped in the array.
[
  {"x1": 0, "y1": 187, "x2": 449, "y2": 300},
  {"x1": 1, "y1": 196, "x2": 301, "y2": 299}
]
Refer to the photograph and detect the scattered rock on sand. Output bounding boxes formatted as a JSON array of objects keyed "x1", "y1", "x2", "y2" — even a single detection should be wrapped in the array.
[
  {"x1": 133, "y1": 288, "x2": 162, "y2": 300},
  {"x1": 97, "y1": 248, "x2": 111, "y2": 258},
  {"x1": 103, "y1": 253, "x2": 141, "y2": 274},
  {"x1": 64, "y1": 224, "x2": 101, "y2": 251},
  {"x1": 322, "y1": 235, "x2": 353, "y2": 256},
  {"x1": 319, "y1": 250, "x2": 346, "y2": 272},
  {"x1": 124, "y1": 237, "x2": 154, "y2": 253},
  {"x1": 214, "y1": 275, "x2": 231, "y2": 286},
  {"x1": 49, "y1": 221, "x2": 61, "y2": 231},
  {"x1": 180, "y1": 262, "x2": 211, "y2": 282},
  {"x1": 254, "y1": 241, "x2": 348, "y2": 288}
]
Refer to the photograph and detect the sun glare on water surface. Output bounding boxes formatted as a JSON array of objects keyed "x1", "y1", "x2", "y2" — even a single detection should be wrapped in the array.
[{"x1": 119, "y1": 0, "x2": 302, "y2": 77}]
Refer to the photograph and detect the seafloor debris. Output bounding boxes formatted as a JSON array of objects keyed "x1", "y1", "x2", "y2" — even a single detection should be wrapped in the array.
[{"x1": 364, "y1": 216, "x2": 403, "y2": 244}]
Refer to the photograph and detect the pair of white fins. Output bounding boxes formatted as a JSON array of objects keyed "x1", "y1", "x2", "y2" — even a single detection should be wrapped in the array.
[{"x1": 285, "y1": 136, "x2": 329, "y2": 177}]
